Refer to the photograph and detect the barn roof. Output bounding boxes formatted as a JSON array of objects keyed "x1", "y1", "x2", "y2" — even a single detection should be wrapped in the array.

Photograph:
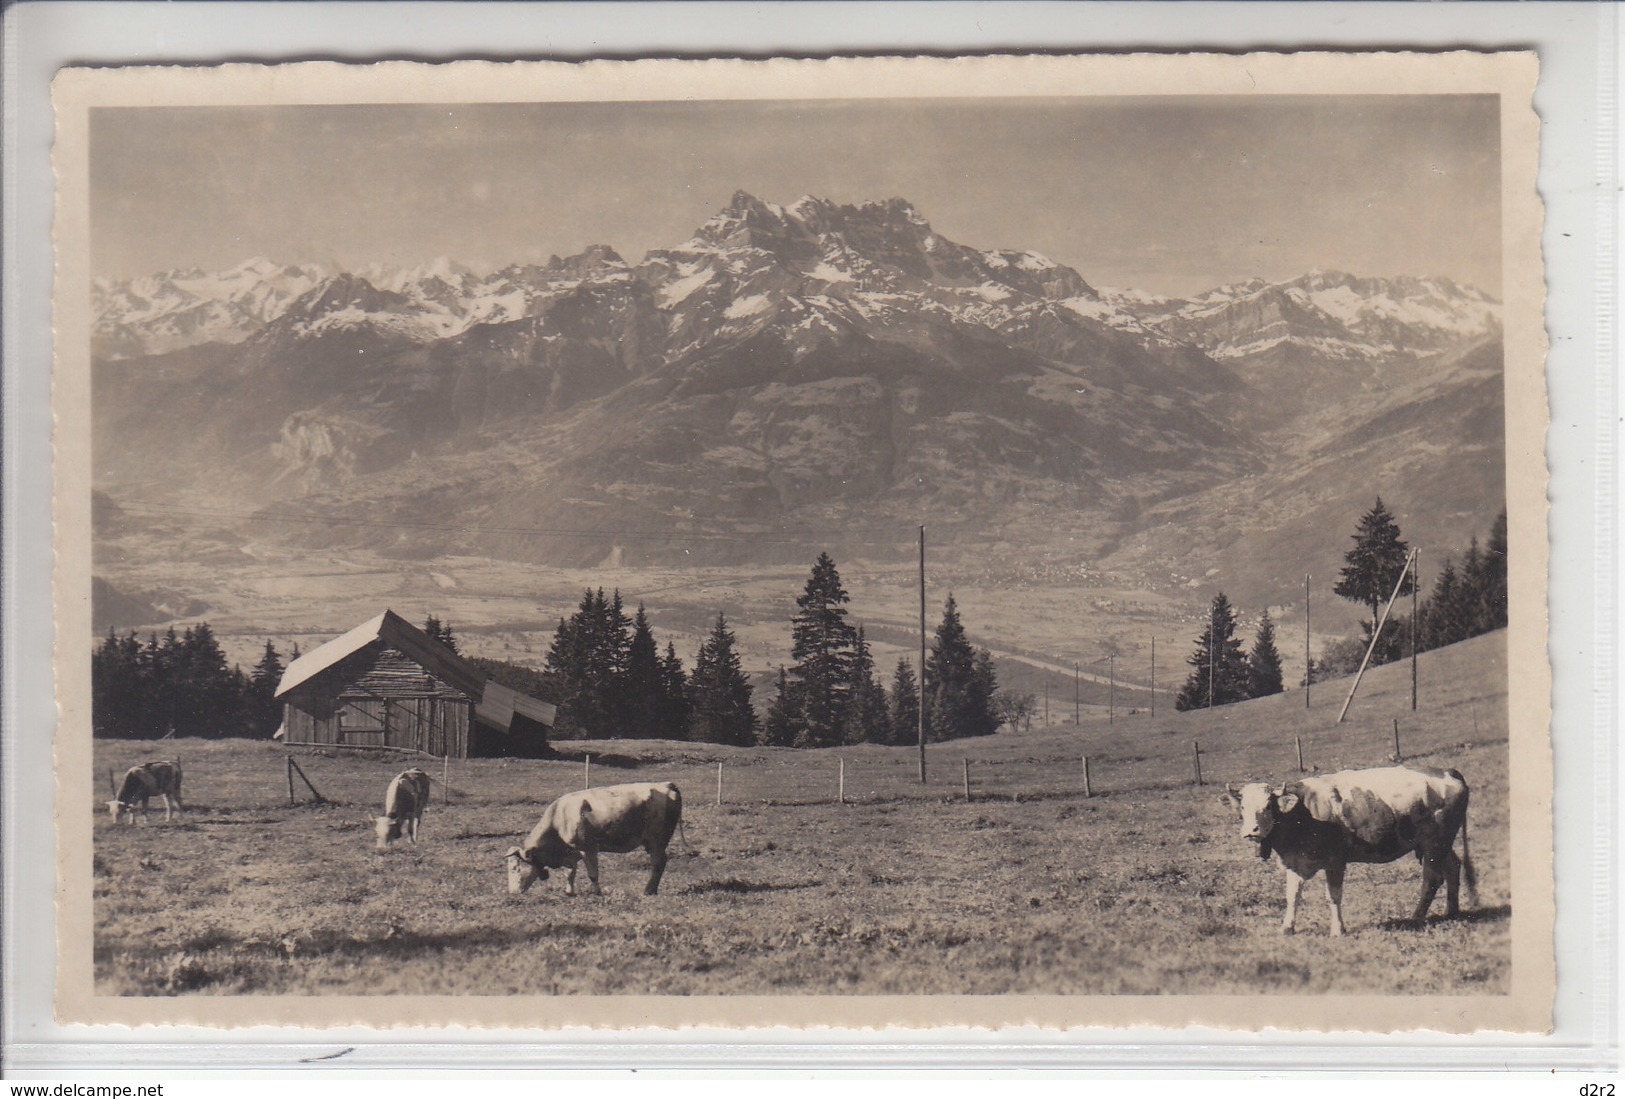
[{"x1": 275, "y1": 609, "x2": 554, "y2": 731}]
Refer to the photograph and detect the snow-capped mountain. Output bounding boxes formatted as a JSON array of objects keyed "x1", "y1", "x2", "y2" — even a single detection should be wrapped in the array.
[
  {"x1": 92, "y1": 192, "x2": 1505, "y2": 593},
  {"x1": 1106, "y1": 269, "x2": 1501, "y2": 363},
  {"x1": 92, "y1": 257, "x2": 333, "y2": 359}
]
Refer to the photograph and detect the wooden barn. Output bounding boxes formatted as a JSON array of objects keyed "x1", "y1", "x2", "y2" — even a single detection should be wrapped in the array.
[{"x1": 274, "y1": 610, "x2": 555, "y2": 758}]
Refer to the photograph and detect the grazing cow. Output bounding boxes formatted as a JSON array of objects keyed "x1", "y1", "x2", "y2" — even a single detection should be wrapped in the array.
[
  {"x1": 1220, "y1": 765, "x2": 1478, "y2": 936},
  {"x1": 107, "y1": 760, "x2": 184, "y2": 823},
  {"x1": 374, "y1": 768, "x2": 432, "y2": 850},
  {"x1": 506, "y1": 781, "x2": 683, "y2": 897}
]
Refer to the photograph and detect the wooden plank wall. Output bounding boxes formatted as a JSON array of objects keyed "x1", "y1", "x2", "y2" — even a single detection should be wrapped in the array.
[{"x1": 284, "y1": 645, "x2": 474, "y2": 757}]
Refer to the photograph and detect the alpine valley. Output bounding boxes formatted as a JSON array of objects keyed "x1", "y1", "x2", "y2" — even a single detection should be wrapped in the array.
[{"x1": 92, "y1": 192, "x2": 1505, "y2": 673}]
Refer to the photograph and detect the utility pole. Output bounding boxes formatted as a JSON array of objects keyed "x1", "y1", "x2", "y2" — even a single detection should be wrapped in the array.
[
  {"x1": 918, "y1": 525, "x2": 927, "y2": 784},
  {"x1": 1074, "y1": 663, "x2": 1080, "y2": 724},
  {"x1": 1305, "y1": 573, "x2": 1312, "y2": 709},
  {"x1": 1411, "y1": 549, "x2": 1420, "y2": 711},
  {"x1": 1150, "y1": 636, "x2": 1156, "y2": 718},
  {"x1": 1109, "y1": 655, "x2": 1115, "y2": 725}
]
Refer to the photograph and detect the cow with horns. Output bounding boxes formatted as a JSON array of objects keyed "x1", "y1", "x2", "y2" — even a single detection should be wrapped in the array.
[
  {"x1": 107, "y1": 760, "x2": 185, "y2": 823},
  {"x1": 1220, "y1": 765, "x2": 1478, "y2": 936},
  {"x1": 506, "y1": 781, "x2": 684, "y2": 897}
]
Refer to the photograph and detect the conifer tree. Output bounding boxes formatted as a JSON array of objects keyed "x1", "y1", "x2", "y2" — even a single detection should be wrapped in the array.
[
  {"x1": 787, "y1": 553, "x2": 858, "y2": 748},
  {"x1": 925, "y1": 594, "x2": 999, "y2": 740},
  {"x1": 620, "y1": 604, "x2": 663, "y2": 738},
  {"x1": 1422, "y1": 558, "x2": 1465, "y2": 650},
  {"x1": 1247, "y1": 610, "x2": 1284, "y2": 698},
  {"x1": 423, "y1": 615, "x2": 460, "y2": 655},
  {"x1": 247, "y1": 639, "x2": 286, "y2": 738},
  {"x1": 658, "y1": 641, "x2": 691, "y2": 739},
  {"x1": 1176, "y1": 593, "x2": 1252, "y2": 711},
  {"x1": 843, "y1": 627, "x2": 891, "y2": 744},
  {"x1": 1334, "y1": 498, "x2": 1415, "y2": 634},
  {"x1": 688, "y1": 613, "x2": 758, "y2": 746},
  {"x1": 1481, "y1": 508, "x2": 1509, "y2": 631},
  {"x1": 761, "y1": 667, "x2": 799, "y2": 748},
  {"x1": 888, "y1": 658, "x2": 921, "y2": 748}
]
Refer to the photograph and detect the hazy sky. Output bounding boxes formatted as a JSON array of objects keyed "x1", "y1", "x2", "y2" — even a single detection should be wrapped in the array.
[{"x1": 91, "y1": 95, "x2": 1502, "y2": 298}]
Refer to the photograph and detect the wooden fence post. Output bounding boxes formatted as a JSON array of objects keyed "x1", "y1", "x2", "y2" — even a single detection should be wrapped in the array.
[
  {"x1": 1082, "y1": 755, "x2": 1093, "y2": 799},
  {"x1": 962, "y1": 758, "x2": 971, "y2": 802},
  {"x1": 1392, "y1": 718, "x2": 1402, "y2": 763},
  {"x1": 838, "y1": 758, "x2": 846, "y2": 805},
  {"x1": 1295, "y1": 736, "x2": 1305, "y2": 773},
  {"x1": 1193, "y1": 740, "x2": 1203, "y2": 787},
  {"x1": 716, "y1": 761, "x2": 723, "y2": 807},
  {"x1": 584, "y1": 754, "x2": 591, "y2": 790},
  {"x1": 286, "y1": 755, "x2": 295, "y2": 806}
]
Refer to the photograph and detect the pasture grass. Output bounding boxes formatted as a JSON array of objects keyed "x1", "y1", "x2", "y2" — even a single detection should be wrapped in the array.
[{"x1": 92, "y1": 632, "x2": 1513, "y2": 996}]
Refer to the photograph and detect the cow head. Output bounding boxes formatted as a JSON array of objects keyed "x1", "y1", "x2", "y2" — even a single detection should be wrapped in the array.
[
  {"x1": 375, "y1": 815, "x2": 403, "y2": 850},
  {"x1": 106, "y1": 800, "x2": 132, "y2": 822},
  {"x1": 505, "y1": 846, "x2": 548, "y2": 894},
  {"x1": 1221, "y1": 782, "x2": 1287, "y2": 859}
]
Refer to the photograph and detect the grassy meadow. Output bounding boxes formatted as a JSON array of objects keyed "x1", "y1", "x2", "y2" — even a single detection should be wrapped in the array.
[{"x1": 91, "y1": 632, "x2": 1512, "y2": 997}]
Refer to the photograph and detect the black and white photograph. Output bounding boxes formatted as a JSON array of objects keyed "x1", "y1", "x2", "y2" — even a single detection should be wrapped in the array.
[{"x1": 51, "y1": 53, "x2": 1551, "y2": 1031}]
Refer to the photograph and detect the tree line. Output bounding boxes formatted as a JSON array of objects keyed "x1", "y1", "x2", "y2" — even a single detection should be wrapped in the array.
[
  {"x1": 92, "y1": 624, "x2": 291, "y2": 739},
  {"x1": 1171, "y1": 498, "x2": 1510, "y2": 708},
  {"x1": 1308, "y1": 500, "x2": 1508, "y2": 682},
  {"x1": 534, "y1": 552, "x2": 1006, "y2": 748}
]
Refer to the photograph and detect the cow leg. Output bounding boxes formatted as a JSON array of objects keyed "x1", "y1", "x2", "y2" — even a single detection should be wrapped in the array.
[
  {"x1": 582, "y1": 850, "x2": 603, "y2": 895},
  {"x1": 563, "y1": 864, "x2": 577, "y2": 896},
  {"x1": 1442, "y1": 850, "x2": 1462, "y2": 917},
  {"x1": 1281, "y1": 869, "x2": 1309, "y2": 934},
  {"x1": 644, "y1": 845, "x2": 668, "y2": 896},
  {"x1": 1412, "y1": 852, "x2": 1445, "y2": 925},
  {"x1": 159, "y1": 795, "x2": 173, "y2": 822},
  {"x1": 1323, "y1": 864, "x2": 1347, "y2": 937}
]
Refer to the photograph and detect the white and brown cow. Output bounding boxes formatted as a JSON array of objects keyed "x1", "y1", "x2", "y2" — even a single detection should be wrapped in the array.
[
  {"x1": 107, "y1": 760, "x2": 185, "y2": 823},
  {"x1": 374, "y1": 768, "x2": 432, "y2": 850},
  {"x1": 506, "y1": 781, "x2": 683, "y2": 897},
  {"x1": 1220, "y1": 765, "x2": 1478, "y2": 936}
]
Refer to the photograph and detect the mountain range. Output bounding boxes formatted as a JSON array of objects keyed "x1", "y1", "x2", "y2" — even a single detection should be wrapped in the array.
[{"x1": 92, "y1": 191, "x2": 1505, "y2": 616}]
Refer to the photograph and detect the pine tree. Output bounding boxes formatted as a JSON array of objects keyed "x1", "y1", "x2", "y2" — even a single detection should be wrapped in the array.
[
  {"x1": 1334, "y1": 497, "x2": 1415, "y2": 634},
  {"x1": 888, "y1": 658, "x2": 921, "y2": 747},
  {"x1": 247, "y1": 639, "x2": 286, "y2": 738},
  {"x1": 658, "y1": 641, "x2": 692, "y2": 739},
  {"x1": 619, "y1": 605, "x2": 663, "y2": 738},
  {"x1": 1481, "y1": 507, "x2": 1509, "y2": 631},
  {"x1": 541, "y1": 589, "x2": 640, "y2": 738},
  {"x1": 1422, "y1": 558, "x2": 1465, "y2": 650},
  {"x1": 760, "y1": 667, "x2": 799, "y2": 748},
  {"x1": 925, "y1": 594, "x2": 999, "y2": 740},
  {"x1": 787, "y1": 553, "x2": 858, "y2": 748},
  {"x1": 688, "y1": 614, "x2": 758, "y2": 746},
  {"x1": 423, "y1": 615, "x2": 460, "y2": 655},
  {"x1": 1247, "y1": 610, "x2": 1284, "y2": 698},
  {"x1": 1176, "y1": 593, "x2": 1252, "y2": 710},
  {"x1": 843, "y1": 627, "x2": 891, "y2": 744}
]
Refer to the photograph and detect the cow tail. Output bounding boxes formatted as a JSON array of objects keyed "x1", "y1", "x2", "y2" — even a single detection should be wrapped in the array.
[
  {"x1": 1458, "y1": 787, "x2": 1480, "y2": 905},
  {"x1": 667, "y1": 783, "x2": 698, "y2": 855}
]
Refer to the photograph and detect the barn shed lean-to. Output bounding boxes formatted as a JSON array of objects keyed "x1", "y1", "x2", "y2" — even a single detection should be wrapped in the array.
[{"x1": 274, "y1": 610, "x2": 555, "y2": 758}]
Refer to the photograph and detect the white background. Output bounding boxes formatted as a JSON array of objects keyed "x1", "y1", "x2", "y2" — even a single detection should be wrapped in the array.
[{"x1": 1, "y1": 0, "x2": 1617, "y2": 1083}]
